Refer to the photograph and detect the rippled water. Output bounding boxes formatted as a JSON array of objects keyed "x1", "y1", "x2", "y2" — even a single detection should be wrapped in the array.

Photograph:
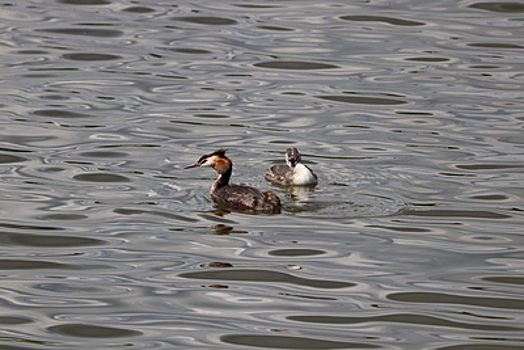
[{"x1": 1, "y1": 0, "x2": 524, "y2": 349}]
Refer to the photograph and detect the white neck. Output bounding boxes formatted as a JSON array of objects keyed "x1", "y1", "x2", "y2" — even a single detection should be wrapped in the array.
[{"x1": 292, "y1": 164, "x2": 317, "y2": 185}]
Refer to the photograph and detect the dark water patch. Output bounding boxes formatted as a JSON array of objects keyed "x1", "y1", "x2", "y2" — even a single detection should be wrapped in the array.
[
  {"x1": 499, "y1": 134, "x2": 524, "y2": 144},
  {"x1": 33, "y1": 109, "x2": 93, "y2": 119},
  {"x1": 395, "y1": 111, "x2": 434, "y2": 116},
  {"x1": 468, "y1": 64, "x2": 506, "y2": 70},
  {"x1": 258, "y1": 25, "x2": 294, "y2": 31},
  {"x1": 180, "y1": 269, "x2": 354, "y2": 289},
  {"x1": 482, "y1": 276, "x2": 524, "y2": 285},
  {"x1": 0, "y1": 222, "x2": 63, "y2": 231},
  {"x1": 405, "y1": 57, "x2": 450, "y2": 62},
  {"x1": 343, "y1": 125, "x2": 372, "y2": 130},
  {"x1": 367, "y1": 225, "x2": 431, "y2": 233},
  {"x1": 0, "y1": 154, "x2": 27, "y2": 164},
  {"x1": 400, "y1": 209, "x2": 511, "y2": 219},
  {"x1": 113, "y1": 208, "x2": 199, "y2": 223},
  {"x1": 27, "y1": 67, "x2": 78, "y2": 73},
  {"x1": 0, "y1": 233, "x2": 102, "y2": 247},
  {"x1": 223, "y1": 74, "x2": 252, "y2": 77},
  {"x1": 438, "y1": 344, "x2": 524, "y2": 350},
  {"x1": 65, "y1": 160, "x2": 94, "y2": 165},
  {"x1": 268, "y1": 140, "x2": 299, "y2": 146},
  {"x1": 0, "y1": 316, "x2": 33, "y2": 325},
  {"x1": 0, "y1": 344, "x2": 39, "y2": 350},
  {"x1": 221, "y1": 334, "x2": 378, "y2": 349},
  {"x1": 388, "y1": 292, "x2": 524, "y2": 310},
  {"x1": 99, "y1": 144, "x2": 161, "y2": 149},
  {"x1": 0, "y1": 260, "x2": 72, "y2": 270},
  {"x1": 78, "y1": 151, "x2": 128, "y2": 158},
  {"x1": 469, "y1": 194, "x2": 508, "y2": 201},
  {"x1": 269, "y1": 249, "x2": 325, "y2": 257},
  {"x1": 39, "y1": 94, "x2": 69, "y2": 101},
  {"x1": 0, "y1": 148, "x2": 33, "y2": 154},
  {"x1": 194, "y1": 113, "x2": 230, "y2": 119},
  {"x1": 340, "y1": 15, "x2": 425, "y2": 26},
  {"x1": 57, "y1": 0, "x2": 111, "y2": 4},
  {"x1": 16, "y1": 49, "x2": 49, "y2": 55},
  {"x1": 281, "y1": 91, "x2": 306, "y2": 96},
  {"x1": 73, "y1": 173, "x2": 131, "y2": 182},
  {"x1": 62, "y1": 53, "x2": 122, "y2": 61},
  {"x1": 123, "y1": 6, "x2": 156, "y2": 13},
  {"x1": 254, "y1": 61, "x2": 338, "y2": 70},
  {"x1": 288, "y1": 314, "x2": 520, "y2": 331},
  {"x1": 232, "y1": 4, "x2": 283, "y2": 8},
  {"x1": 281, "y1": 293, "x2": 338, "y2": 301},
  {"x1": 156, "y1": 74, "x2": 189, "y2": 80},
  {"x1": 171, "y1": 48, "x2": 212, "y2": 54},
  {"x1": 40, "y1": 28, "x2": 123, "y2": 37},
  {"x1": 457, "y1": 163, "x2": 524, "y2": 170},
  {"x1": 48, "y1": 324, "x2": 141, "y2": 338},
  {"x1": 42, "y1": 213, "x2": 88, "y2": 220},
  {"x1": 317, "y1": 95, "x2": 406, "y2": 105},
  {"x1": 468, "y1": 43, "x2": 524, "y2": 49},
  {"x1": 439, "y1": 172, "x2": 476, "y2": 177},
  {"x1": 468, "y1": 2, "x2": 524, "y2": 13},
  {"x1": 173, "y1": 16, "x2": 237, "y2": 25}
]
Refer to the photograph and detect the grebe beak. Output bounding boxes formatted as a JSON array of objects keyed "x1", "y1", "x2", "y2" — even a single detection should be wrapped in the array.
[{"x1": 184, "y1": 163, "x2": 200, "y2": 169}]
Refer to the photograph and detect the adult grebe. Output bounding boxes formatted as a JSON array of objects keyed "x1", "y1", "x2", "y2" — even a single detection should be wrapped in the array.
[
  {"x1": 264, "y1": 147, "x2": 318, "y2": 186},
  {"x1": 185, "y1": 148, "x2": 281, "y2": 213}
]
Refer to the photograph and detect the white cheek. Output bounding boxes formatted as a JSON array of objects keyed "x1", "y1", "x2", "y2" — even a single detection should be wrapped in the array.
[{"x1": 201, "y1": 157, "x2": 217, "y2": 168}]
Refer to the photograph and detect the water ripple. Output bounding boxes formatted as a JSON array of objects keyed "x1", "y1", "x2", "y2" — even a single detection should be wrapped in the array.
[
  {"x1": 1, "y1": 0, "x2": 524, "y2": 348},
  {"x1": 340, "y1": 15, "x2": 425, "y2": 26},
  {"x1": 48, "y1": 324, "x2": 141, "y2": 338},
  {"x1": 468, "y1": 2, "x2": 524, "y2": 13},
  {"x1": 0, "y1": 233, "x2": 103, "y2": 247},
  {"x1": 291, "y1": 313, "x2": 520, "y2": 332},
  {"x1": 180, "y1": 269, "x2": 355, "y2": 289},
  {"x1": 254, "y1": 61, "x2": 339, "y2": 70},
  {"x1": 221, "y1": 334, "x2": 379, "y2": 349},
  {"x1": 388, "y1": 292, "x2": 524, "y2": 310},
  {"x1": 40, "y1": 28, "x2": 123, "y2": 38}
]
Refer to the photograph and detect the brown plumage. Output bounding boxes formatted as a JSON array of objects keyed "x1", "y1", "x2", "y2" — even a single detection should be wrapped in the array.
[{"x1": 185, "y1": 149, "x2": 281, "y2": 213}]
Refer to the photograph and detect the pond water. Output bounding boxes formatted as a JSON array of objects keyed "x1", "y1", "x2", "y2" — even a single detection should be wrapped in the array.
[{"x1": 1, "y1": 0, "x2": 524, "y2": 349}]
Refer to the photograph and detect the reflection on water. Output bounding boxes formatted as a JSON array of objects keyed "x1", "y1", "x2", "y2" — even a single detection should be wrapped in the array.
[{"x1": 1, "y1": 0, "x2": 523, "y2": 349}]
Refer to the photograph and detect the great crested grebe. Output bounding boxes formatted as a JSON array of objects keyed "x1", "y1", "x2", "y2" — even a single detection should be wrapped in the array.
[
  {"x1": 264, "y1": 147, "x2": 318, "y2": 186},
  {"x1": 184, "y1": 149, "x2": 281, "y2": 213}
]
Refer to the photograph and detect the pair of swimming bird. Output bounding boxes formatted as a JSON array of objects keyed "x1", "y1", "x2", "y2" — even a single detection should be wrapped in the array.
[{"x1": 184, "y1": 148, "x2": 317, "y2": 212}]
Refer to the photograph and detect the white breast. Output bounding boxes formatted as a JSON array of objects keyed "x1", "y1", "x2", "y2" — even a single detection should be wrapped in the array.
[{"x1": 292, "y1": 164, "x2": 318, "y2": 185}]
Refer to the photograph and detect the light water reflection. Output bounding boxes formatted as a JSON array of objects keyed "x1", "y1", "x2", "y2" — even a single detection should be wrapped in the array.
[{"x1": 1, "y1": 0, "x2": 523, "y2": 349}]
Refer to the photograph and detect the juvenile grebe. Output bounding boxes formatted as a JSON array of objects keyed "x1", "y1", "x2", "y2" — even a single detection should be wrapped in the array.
[
  {"x1": 185, "y1": 149, "x2": 281, "y2": 213},
  {"x1": 264, "y1": 147, "x2": 318, "y2": 186}
]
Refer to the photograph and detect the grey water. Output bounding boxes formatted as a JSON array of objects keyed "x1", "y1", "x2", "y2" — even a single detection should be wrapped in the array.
[{"x1": 1, "y1": 0, "x2": 523, "y2": 349}]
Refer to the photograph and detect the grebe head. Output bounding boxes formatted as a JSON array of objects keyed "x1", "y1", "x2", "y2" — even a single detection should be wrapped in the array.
[
  {"x1": 285, "y1": 147, "x2": 301, "y2": 168},
  {"x1": 184, "y1": 148, "x2": 231, "y2": 174}
]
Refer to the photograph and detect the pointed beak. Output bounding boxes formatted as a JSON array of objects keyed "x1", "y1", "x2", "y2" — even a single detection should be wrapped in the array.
[{"x1": 184, "y1": 163, "x2": 200, "y2": 169}]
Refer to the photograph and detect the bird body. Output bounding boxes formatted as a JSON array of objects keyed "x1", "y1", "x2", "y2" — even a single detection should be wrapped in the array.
[
  {"x1": 264, "y1": 147, "x2": 317, "y2": 186},
  {"x1": 185, "y1": 149, "x2": 281, "y2": 213}
]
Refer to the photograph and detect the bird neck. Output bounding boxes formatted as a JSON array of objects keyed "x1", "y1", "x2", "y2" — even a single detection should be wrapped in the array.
[{"x1": 212, "y1": 159, "x2": 232, "y2": 192}]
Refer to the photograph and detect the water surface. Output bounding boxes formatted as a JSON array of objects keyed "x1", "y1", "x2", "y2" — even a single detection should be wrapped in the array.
[{"x1": 1, "y1": 0, "x2": 523, "y2": 349}]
